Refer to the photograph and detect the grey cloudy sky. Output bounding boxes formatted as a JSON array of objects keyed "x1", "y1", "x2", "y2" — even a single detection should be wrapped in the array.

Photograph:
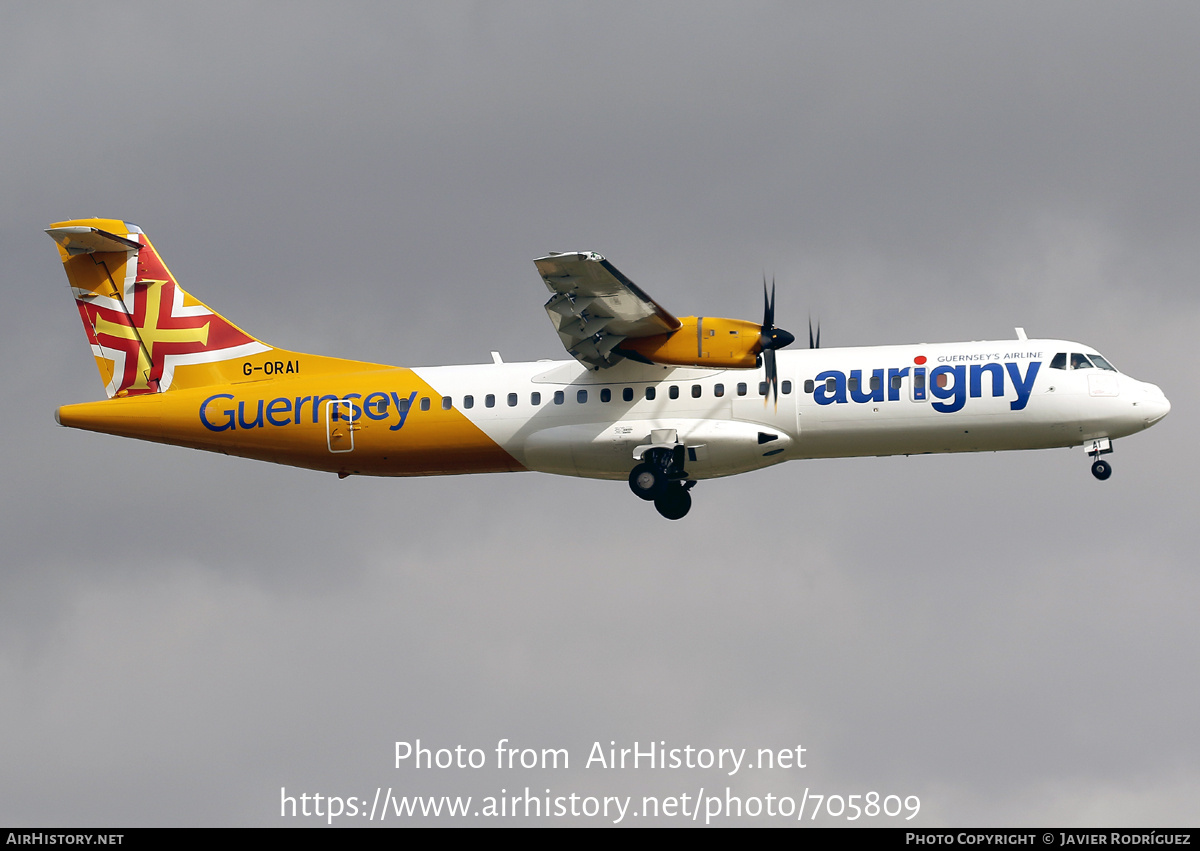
[{"x1": 1, "y1": 1, "x2": 1196, "y2": 826}]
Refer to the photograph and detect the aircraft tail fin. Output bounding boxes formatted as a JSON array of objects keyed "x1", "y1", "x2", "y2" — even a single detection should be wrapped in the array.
[{"x1": 48, "y1": 218, "x2": 277, "y2": 397}]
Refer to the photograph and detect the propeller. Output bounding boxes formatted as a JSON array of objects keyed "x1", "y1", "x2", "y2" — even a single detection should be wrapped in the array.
[
  {"x1": 760, "y1": 277, "x2": 796, "y2": 403},
  {"x1": 809, "y1": 316, "x2": 820, "y2": 349}
]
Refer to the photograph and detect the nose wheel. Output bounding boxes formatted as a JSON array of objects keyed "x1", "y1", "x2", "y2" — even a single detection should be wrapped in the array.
[{"x1": 1085, "y1": 438, "x2": 1114, "y2": 481}]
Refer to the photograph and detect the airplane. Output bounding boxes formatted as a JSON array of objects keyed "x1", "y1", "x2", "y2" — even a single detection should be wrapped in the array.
[{"x1": 47, "y1": 218, "x2": 1171, "y2": 520}]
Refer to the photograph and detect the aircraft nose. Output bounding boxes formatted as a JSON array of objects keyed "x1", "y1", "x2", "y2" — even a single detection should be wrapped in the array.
[{"x1": 1141, "y1": 383, "x2": 1171, "y2": 427}]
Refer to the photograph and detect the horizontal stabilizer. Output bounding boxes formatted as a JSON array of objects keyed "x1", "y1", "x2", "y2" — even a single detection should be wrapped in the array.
[{"x1": 46, "y1": 225, "x2": 142, "y2": 256}]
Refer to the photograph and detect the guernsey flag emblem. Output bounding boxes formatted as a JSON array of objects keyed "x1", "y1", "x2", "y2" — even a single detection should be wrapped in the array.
[{"x1": 65, "y1": 228, "x2": 267, "y2": 396}]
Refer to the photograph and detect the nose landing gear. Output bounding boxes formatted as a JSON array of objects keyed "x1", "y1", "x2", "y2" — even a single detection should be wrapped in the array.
[{"x1": 1085, "y1": 438, "x2": 1114, "y2": 481}]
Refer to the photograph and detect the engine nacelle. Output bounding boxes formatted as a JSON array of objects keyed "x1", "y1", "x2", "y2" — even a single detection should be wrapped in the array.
[{"x1": 618, "y1": 316, "x2": 761, "y2": 369}]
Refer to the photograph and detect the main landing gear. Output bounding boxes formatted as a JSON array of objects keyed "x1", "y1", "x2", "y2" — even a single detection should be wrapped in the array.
[
  {"x1": 1086, "y1": 438, "x2": 1114, "y2": 481},
  {"x1": 628, "y1": 444, "x2": 695, "y2": 520}
]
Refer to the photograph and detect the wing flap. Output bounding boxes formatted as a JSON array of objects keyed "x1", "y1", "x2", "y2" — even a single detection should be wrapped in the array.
[{"x1": 535, "y1": 252, "x2": 680, "y2": 369}]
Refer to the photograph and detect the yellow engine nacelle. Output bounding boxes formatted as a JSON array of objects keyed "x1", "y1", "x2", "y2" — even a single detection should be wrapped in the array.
[{"x1": 619, "y1": 316, "x2": 762, "y2": 369}]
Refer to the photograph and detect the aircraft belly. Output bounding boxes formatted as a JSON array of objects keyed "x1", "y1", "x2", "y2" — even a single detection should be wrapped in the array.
[{"x1": 523, "y1": 419, "x2": 791, "y2": 481}]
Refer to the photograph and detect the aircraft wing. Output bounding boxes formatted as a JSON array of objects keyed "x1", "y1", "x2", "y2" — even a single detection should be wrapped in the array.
[{"x1": 535, "y1": 252, "x2": 681, "y2": 369}]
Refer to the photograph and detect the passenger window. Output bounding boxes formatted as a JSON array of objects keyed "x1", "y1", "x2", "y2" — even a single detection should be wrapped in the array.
[
  {"x1": 507, "y1": 393, "x2": 517, "y2": 407},
  {"x1": 531, "y1": 392, "x2": 541, "y2": 405},
  {"x1": 554, "y1": 390, "x2": 564, "y2": 405},
  {"x1": 669, "y1": 385, "x2": 679, "y2": 400},
  {"x1": 738, "y1": 382, "x2": 748, "y2": 396},
  {"x1": 848, "y1": 376, "x2": 859, "y2": 393},
  {"x1": 691, "y1": 385, "x2": 702, "y2": 398},
  {"x1": 485, "y1": 394, "x2": 495, "y2": 408},
  {"x1": 803, "y1": 379, "x2": 814, "y2": 394},
  {"x1": 1050, "y1": 353, "x2": 1067, "y2": 370},
  {"x1": 463, "y1": 395, "x2": 474, "y2": 409},
  {"x1": 600, "y1": 388, "x2": 611, "y2": 403},
  {"x1": 869, "y1": 376, "x2": 881, "y2": 392},
  {"x1": 441, "y1": 396, "x2": 452, "y2": 411},
  {"x1": 759, "y1": 381, "x2": 769, "y2": 396},
  {"x1": 825, "y1": 378, "x2": 836, "y2": 393},
  {"x1": 397, "y1": 396, "x2": 411, "y2": 412},
  {"x1": 891, "y1": 375, "x2": 903, "y2": 390},
  {"x1": 714, "y1": 383, "x2": 724, "y2": 398},
  {"x1": 577, "y1": 389, "x2": 588, "y2": 403},
  {"x1": 645, "y1": 387, "x2": 656, "y2": 400},
  {"x1": 623, "y1": 387, "x2": 633, "y2": 402},
  {"x1": 782, "y1": 380, "x2": 792, "y2": 395},
  {"x1": 420, "y1": 397, "x2": 431, "y2": 412}
]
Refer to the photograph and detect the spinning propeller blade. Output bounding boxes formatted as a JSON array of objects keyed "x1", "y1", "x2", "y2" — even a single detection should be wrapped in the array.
[{"x1": 760, "y1": 277, "x2": 795, "y2": 404}]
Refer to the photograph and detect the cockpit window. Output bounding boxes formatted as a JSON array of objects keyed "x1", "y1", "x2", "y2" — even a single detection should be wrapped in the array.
[
  {"x1": 1089, "y1": 354, "x2": 1117, "y2": 371},
  {"x1": 1050, "y1": 353, "x2": 1067, "y2": 370},
  {"x1": 1070, "y1": 353, "x2": 1095, "y2": 370}
]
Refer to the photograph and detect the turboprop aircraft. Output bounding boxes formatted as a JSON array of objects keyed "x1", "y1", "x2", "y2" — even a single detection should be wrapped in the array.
[{"x1": 48, "y1": 218, "x2": 1170, "y2": 519}]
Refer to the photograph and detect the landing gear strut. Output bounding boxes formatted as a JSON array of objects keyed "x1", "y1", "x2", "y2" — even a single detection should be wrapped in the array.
[
  {"x1": 628, "y1": 444, "x2": 694, "y2": 518},
  {"x1": 1086, "y1": 438, "x2": 1113, "y2": 481}
]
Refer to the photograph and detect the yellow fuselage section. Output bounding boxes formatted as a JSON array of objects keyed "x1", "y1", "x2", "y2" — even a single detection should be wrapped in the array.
[{"x1": 56, "y1": 367, "x2": 524, "y2": 477}]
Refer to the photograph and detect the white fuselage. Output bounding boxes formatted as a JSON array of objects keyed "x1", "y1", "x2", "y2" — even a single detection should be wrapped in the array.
[{"x1": 410, "y1": 339, "x2": 1171, "y2": 481}]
